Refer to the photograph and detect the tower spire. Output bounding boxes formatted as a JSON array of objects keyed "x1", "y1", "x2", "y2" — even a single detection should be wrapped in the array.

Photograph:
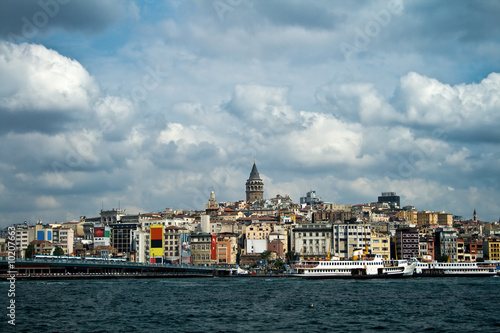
[{"x1": 246, "y1": 159, "x2": 264, "y2": 202}]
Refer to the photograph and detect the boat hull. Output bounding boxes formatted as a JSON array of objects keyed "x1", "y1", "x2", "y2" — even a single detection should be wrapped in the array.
[{"x1": 285, "y1": 257, "x2": 415, "y2": 279}]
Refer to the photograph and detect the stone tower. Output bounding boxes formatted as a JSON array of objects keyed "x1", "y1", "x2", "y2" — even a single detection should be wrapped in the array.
[
  {"x1": 473, "y1": 209, "x2": 477, "y2": 222},
  {"x1": 245, "y1": 161, "x2": 264, "y2": 202}
]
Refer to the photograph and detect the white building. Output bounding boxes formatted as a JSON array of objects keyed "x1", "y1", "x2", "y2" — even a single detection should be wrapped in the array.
[{"x1": 293, "y1": 223, "x2": 372, "y2": 259}]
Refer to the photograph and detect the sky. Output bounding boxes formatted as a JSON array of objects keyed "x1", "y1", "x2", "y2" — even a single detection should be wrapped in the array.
[{"x1": 0, "y1": 0, "x2": 499, "y2": 228}]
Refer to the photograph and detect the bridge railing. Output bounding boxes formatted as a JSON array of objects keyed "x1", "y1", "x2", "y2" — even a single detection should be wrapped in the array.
[{"x1": 1, "y1": 257, "x2": 238, "y2": 271}]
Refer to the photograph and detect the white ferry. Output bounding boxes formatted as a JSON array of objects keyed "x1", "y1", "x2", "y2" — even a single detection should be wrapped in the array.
[
  {"x1": 411, "y1": 259, "x2": 497, "y2": 277},
  {"x1": 286, "y1": 253, "x2": 416, "y2": 279}
]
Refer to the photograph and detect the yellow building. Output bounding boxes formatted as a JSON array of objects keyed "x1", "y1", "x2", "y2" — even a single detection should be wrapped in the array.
[
  {"x1": 371, "y1": 232, "x2": 391, "y2": 259},
  {"x1": 245, "y1": 223, "x2": 272, "y2": 240},
  {"x1": 437, "y1": 212, "x2": 453, "y2": 226},
  {"x1": 395, "y1": 211, "x2": 417, "y2": 225},
  {"x1": 417, "y1": 211, "x2": 438, "y2": 227},
  {"x1": 484, "y1": 238, "x2": 500, "y2": 261}
]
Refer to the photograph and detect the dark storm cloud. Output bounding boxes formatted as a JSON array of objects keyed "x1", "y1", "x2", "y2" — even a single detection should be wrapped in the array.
[
  {"x1": 0, "y1": 0, "x2": 129, "y2": 40},
  {"x1": 0, "y1": 108, "x2": 75, "y2": 135},
  {"x1": 376, "y1": 1, "x2": 500, "y2": 55}
]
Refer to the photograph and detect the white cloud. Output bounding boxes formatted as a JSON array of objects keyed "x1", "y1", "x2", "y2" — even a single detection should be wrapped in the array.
[
  {"x1": 226, "y1": 84, "x2": 298, "y2": 128},
  {"x1": 287, "y1": 111, "x2": 364, "y2": 166},
  {"x1": 158, "y1": 122, "x2": 218, "y2": 147},
  {"x1": 396, "y1": 72, "x2": 500, "y2": 132},
  {"x1": 0, "y1": 42, "x2": 99, "y2": 112}
]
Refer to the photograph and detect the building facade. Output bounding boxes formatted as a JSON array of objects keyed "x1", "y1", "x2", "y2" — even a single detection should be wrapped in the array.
[
  {"x1": 394, "y1": 228, "x2": 419, "y2": 260},
  {"x1": 434, "y1": 227, "x2": 458, "y2": 262}
]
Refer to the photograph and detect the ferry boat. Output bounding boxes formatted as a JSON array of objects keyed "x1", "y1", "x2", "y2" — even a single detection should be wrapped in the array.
[
  {"x1": 286, "y1": 253, "x2": 416, "y2": 279},
  {"x1": 411, "y1": 259, "x2": 497, "y2": 277}
]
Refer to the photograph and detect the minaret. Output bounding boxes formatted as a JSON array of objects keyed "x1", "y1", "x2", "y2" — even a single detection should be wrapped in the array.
[
  {"x1": 245, "y1": 160, "x2": 264, "y2": 202},
  {"x1": 473, "y1": 209, "x2": 477, "y2": 222}
]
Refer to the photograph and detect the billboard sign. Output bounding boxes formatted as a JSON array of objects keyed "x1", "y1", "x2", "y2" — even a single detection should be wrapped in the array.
[
  {"x1": 150, "y1": 225, "x2": 164, "y2": 257},
  {"x1": 94, "y1": 227, "x2": 105, "y2": 238}
]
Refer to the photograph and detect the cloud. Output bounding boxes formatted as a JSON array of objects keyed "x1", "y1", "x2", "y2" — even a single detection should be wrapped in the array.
[
  {"x1": 225, "y1": 84, "x2": 298, "y2": 129},
  {"x1": 393, "y1": 72, "x2": 500, "y2": 142},
  {"x1": 0, "y1": 42, "x2": 98, "y2": 135},
  {"x1": 0, "y1": 0, "x2": 131, "y2": 40}
]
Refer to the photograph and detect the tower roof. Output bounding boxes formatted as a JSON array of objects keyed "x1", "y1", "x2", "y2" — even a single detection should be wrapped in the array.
[{"x1": 249, "y1": 162, "x2": 261, "y2": 180}]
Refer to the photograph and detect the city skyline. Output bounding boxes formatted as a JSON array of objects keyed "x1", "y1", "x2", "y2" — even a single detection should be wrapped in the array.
[{"x1": 1, "y1": 1, "x2": 500, "y2": 228}]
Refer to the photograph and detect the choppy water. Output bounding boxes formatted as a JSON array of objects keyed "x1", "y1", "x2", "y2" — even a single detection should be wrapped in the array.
[{"x1": 2, "y1": 276, "x2": 500, "y2": 332}]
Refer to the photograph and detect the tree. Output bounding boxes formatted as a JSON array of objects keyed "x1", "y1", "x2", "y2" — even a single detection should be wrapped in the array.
[
  {"x1": 24, "y1": 244, "x2": 35, "y2": 259},
  {"x1": 53, "y1": 246, "x2": 65, "y2": 256},
  {"x1": 285, "y1": 250, "x2": 296, "y2": 263},
  {"x1": 261, "y1": 250, "x2": 272, "y2": 271}
]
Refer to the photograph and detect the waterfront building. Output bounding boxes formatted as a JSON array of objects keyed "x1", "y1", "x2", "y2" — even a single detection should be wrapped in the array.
[
  {"x1": 30, "y1": 240, "x2": 52, "y2": 255},
  {"x1": 464, "y1": 238, "x2": 479, "y2": 262},
  {"x1": 92, "y1": 246, "x2": 117, "y2": 258},
  {"x1": 394, "y1": 228, "x2": 419, "y2": 260},
  {"x1": 293, "y1": 223, "x2": 332, "y2": 259},
  {"x1": 190, "y1": 232, "x2": 214, "y2": 266},
  {"x1": 457, "y1": 238, "x2": 466, "y2": 262},
  {"x1": 14, "y1": 225, "x2": 35, "y2": 257},
  {"x1": 332, "y1": 223, "x2": 372, "y2": 259},
  {"x1": 292, "y1": 222, "x2": 372, "y2": 260},
  {"x1": 245, "y1": 161, "x2": 264, "y2": 202},
  {"x1": 216, "y1": 232, "x2": 239, "y2": 264},
  {"x1": 371, "y1": 232, "x2": 391, "y2": 259},
  {"x1": 52, "y1": 227, "x2": 74, "y2": 255},
  {"x1": 419, "y1": 236, "x2": 435, "y2": 261},
  {"x1": 164, "y1": 226, "x2": 189, "y2": 263},
  {"x1": 110, "y1": 222, "x2": 139, "y2": 259},
  {"x1": 131, "y1": 229, "x2": 149, "y2": 263},
  {"x1": 245, "y1": 222, "x2": 273, "y2": 255},
  {"x1": 483, "y1": 237, "x2": 500, "y2": 261},
  {"x1": 434, "y1": 227, "x2": 458, "y2": 262}
]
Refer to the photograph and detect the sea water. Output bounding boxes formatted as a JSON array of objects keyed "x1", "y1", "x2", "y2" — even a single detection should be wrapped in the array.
[{"x1": 2, "y1": 277, "x2": 500, "y2": 332}]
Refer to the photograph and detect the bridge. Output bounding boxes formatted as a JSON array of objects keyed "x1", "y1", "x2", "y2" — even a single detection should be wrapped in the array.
[{"x1": 0, "y1": 257, "x2": 238, "y2": 279}]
